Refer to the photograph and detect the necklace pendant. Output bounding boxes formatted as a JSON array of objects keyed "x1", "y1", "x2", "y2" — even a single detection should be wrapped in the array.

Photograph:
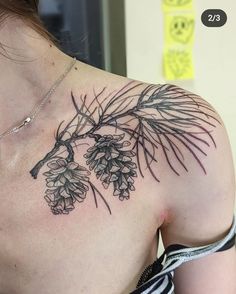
[
  {"x1": 13, "y1": 117, "x2": 31, "y2": 134},
  {"x1": 23, "y1": 117, "x2": 32, "y2": 126}
]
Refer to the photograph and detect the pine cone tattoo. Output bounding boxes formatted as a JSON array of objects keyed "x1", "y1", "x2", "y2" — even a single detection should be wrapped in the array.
[
  {"x1": 43, "y1": 158, "x2": 91, "y2": 215},
  {"x1": 84, "y1": 133, "x2": 137, "y2": 200}
]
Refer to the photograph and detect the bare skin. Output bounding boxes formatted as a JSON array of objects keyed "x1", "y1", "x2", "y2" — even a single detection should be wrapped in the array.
[
  {"x1": 1, "y1": 18, "x2": 235, "y2": 294},
  {"x1": 0, "y1": 19, "x2": 168, "y2": 294}
]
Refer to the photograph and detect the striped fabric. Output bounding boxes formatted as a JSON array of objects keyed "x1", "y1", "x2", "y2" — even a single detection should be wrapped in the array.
[{"x1": 130, "y1": 214, "x2": 236, "y2": 294}]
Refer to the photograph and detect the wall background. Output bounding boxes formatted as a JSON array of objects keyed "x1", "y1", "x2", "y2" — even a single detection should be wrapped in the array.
[{"x1": 125, "y1": 0, "x2": 236, "y2": 253}]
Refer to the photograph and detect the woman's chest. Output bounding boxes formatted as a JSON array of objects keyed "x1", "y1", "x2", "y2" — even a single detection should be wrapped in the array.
[{"x1": 0, "y1": 161, "x2": 163, "y2": 294}]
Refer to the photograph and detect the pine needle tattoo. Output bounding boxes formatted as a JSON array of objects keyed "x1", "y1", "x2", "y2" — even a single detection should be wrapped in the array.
[{"x1": 30, "y1": 82, "x2": 221, "y2": 215}]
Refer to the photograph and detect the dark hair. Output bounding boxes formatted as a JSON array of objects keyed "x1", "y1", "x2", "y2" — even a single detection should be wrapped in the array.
[{"x1": 0, "y1": 0, "x2": 56, "y2": 43}]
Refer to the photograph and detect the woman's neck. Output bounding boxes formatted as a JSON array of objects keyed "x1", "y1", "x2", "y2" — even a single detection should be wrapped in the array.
[{"x1": 0, "y1": 18, "x2": 73, "y2": 133}]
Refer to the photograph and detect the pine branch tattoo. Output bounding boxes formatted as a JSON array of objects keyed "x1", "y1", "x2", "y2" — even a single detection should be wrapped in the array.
[{"x1": 30, "y1": 82, "x2": 221, "y2": 215}]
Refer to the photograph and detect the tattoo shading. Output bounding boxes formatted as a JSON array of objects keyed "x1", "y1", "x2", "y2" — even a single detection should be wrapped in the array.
[
  {"x1": 43, "y1": 159, "x2": 91, "y2": 215},
  {"x1": 30, "y1": 82, "x2": 221, "y2": 215},
  {"x1": 84, "y1": 133, "x2": 137, "y2": 200}
]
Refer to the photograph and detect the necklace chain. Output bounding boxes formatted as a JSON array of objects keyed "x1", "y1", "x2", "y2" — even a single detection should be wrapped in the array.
[{"x1": 0, "y1": 57, "x2": 77, "y2": 141}]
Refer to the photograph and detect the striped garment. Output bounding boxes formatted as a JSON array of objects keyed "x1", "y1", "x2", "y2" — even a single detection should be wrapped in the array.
[{"x1": 130, "y1": 214, "x2": 236, "y2": 294}]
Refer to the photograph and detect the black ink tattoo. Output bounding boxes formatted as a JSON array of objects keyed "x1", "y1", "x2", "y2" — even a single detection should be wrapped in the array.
[
  {"x1": 84, "y1": 133, "x2": 137, "y2": 198},
  {"x1": 43, "y1": 159, "x2": 91, "y2": 215},
  {"x1": 30, "y1": 82, "x2": 221, "y2": 215}
]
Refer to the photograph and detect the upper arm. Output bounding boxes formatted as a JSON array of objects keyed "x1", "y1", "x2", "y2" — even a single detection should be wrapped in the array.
[{"x1": 157, "y1": 85, "x2": 236, "y2": 293}]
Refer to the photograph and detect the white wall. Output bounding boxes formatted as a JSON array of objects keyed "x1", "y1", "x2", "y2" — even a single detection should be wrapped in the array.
[{"x1": 125, "y1": 0, "x2": 236, "y2": 253}]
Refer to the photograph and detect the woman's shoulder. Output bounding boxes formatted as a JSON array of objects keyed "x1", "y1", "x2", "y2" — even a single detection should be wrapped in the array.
[
  {"x1": 69, "y1": 64, "x2": 233, "y2": 202},
  {"x1": 70, "y1": 63, "x2": 233, "y2": 213},
  {"x1": 45, "y1": 61, "x2": 234, "y2": 222},
  {"x1": 149, "y1": 83, "x2": 235, "y2": 250},
  {"x1": 90, "y1": 66, "x2": 235, "y2": 234}
]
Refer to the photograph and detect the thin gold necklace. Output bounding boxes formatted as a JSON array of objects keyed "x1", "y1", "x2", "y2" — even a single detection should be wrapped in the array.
[{"x1": 0, "y1": 57, "x2": 77, "y2": 141}]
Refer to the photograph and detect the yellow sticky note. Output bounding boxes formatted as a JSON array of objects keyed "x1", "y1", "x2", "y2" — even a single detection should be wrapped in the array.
[
  {"x1": 165, "y1": 13, "x2": 195, "y2": 46},
  {"x1": 162, "y1": 0, "x2": 193, "y2": 12},
  {"x1": 163, "y1": 47, "x2": 194, "y2": 80}
]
